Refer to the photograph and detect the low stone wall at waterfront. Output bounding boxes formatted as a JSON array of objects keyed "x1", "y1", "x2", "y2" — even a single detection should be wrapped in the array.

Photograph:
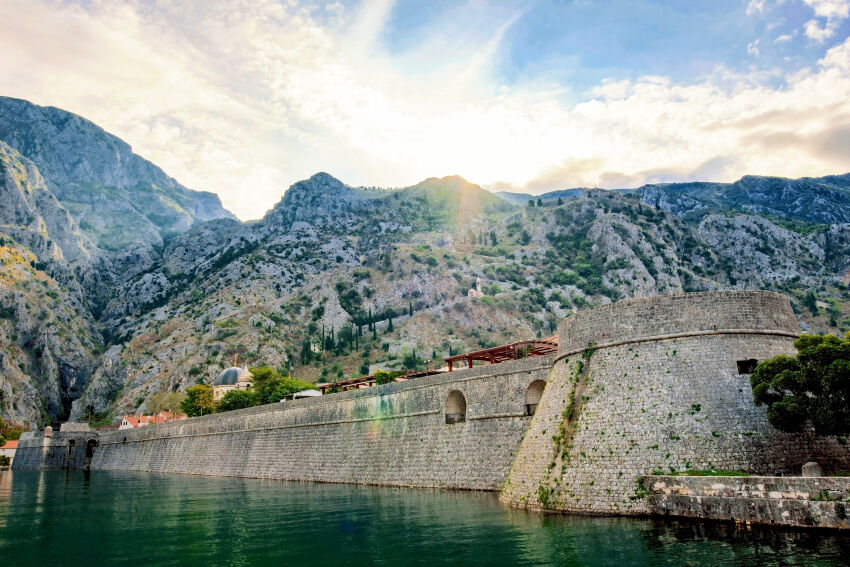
[
  {"x1": 645, "y1": 475, "x2": 850, "y2": 529},
  {"x1": 82, "y1": 356, "x2": 554, "y2": 490},
  {"x1": 13, "y1": 428, "x2": 98, "y2": 470}
]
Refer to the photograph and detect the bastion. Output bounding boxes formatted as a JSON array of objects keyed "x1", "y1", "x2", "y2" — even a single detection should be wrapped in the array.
[{"x1": 500, "y1": 290, "x2": 850, "y2": 515}]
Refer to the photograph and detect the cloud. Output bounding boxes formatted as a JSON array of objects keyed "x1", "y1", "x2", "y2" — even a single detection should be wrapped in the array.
[
  {"x1": 802, "y1": 0, "x2": 850, "y2": 41},
  {"x1": 747, "y1": 0, "x2": 768, "y2": 15},
  {"x1": 0, "y1": 0, "x2": 849, "y2": 218}
]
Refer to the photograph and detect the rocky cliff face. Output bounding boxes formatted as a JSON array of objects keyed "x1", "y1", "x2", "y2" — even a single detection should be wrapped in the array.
[
  {"x1": 0, "y1": 96, "x2": 235, "y2": 252},
  {"x1": 1, "y1": 99, "x2": 849, "y2": 429},
  {"x1": 0, "y1": 143, "x2": 104, "y2": 423}
]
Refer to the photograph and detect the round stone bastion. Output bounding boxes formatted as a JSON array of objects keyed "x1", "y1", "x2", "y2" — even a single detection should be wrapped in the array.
[
  {"x1": 556, "y1": 290, "x2": 800, "y2": 357},
  {"x1": 501, "y1": 291, "x2": 850, "y2": 516}
]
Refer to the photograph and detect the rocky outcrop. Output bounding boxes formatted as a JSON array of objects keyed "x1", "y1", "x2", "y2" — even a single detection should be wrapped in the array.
[{"x1": 0, "y1": 96, "x2": 235, "y2": 251}]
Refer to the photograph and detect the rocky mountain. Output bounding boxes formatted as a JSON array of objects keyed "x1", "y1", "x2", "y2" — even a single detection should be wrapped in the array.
[
  {"x1": 496, "y1": 188, "x2": 583, "y2": 205},
  {"x1": 0, "y1": 142, "x2": 105, "y2": 423},
  {"x1": 520, "y1": 174, "x2": 850, "y2": 225},
  {"x1": 1, "y1": 99, "x2": 849, "y2": 429},
  {"x1": 0, "y1": 97, "x2": 235, "y2": 253}
]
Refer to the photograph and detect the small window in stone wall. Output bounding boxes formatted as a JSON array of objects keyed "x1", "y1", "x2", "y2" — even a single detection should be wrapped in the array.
[
  {"x1": 737, "y1": 359, "x2": 758, "y2": 374},
  {"x1": 525, "y1": 380, "x2": 546, "y2": 416},
  {"x1": 67, "y1": 439, "x2": 76, "y2": 456}
]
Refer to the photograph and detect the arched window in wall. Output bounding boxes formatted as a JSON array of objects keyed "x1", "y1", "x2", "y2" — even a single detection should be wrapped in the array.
[
  {"x1": 525, "y1": 380, "x2": 546, "y2": 416},
  {"x1": 445, "y1": 390, "x2": 467, "y2": 424}
]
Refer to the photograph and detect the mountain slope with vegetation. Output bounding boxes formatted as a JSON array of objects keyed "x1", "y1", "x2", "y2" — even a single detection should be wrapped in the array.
[{"x1": 0, "y1": 98, "x2": 848, "y2": 428}]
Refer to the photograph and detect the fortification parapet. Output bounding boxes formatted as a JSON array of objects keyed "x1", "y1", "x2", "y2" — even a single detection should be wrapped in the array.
[{"x1": 557, "y1": 290, "x2": 799, "y2": 356}]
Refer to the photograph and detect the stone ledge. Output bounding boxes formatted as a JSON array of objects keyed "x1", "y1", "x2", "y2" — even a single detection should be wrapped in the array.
[{"x1": 644, "y1": 475, "x2": 850, "y2": 530}]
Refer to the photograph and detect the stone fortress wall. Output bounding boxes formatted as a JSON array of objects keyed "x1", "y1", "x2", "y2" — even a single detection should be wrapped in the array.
[
  {"x1": 13, "y1": 423, "x2": 99, "y2": 470},
  {"x1": 17, "y1": 355, "x2": 555, "y2": 490},
  {"x1": 13, "y1": 291, "x2": 850, "y2": 525},
  {"x1": 500, "y1": 291, "x2": 850, "y2": 515}
]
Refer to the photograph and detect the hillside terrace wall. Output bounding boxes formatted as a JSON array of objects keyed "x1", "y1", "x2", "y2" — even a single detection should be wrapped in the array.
[
  {"x1": 501, "y1": 291, "x2": 850, "y2": 515},
  {"x1": 76, "y1": 355, "x2": 556, "y2": 489}
]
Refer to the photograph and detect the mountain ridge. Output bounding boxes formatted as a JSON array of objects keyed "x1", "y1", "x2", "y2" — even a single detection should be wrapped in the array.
[{"x1": 1, "y1": 98, "x2": 849, "y2": 429}]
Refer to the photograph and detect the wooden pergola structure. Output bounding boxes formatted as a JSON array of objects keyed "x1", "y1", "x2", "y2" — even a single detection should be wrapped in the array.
[
  {"x1": 443, "y1": 335, "x2": 559, "y2": 371},
  {"x1": 316, "y1": 369, "x2": 444, "y2": 395}
]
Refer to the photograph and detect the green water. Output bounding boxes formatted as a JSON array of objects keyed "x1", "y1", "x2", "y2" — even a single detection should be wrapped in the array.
[{"x1": 0, "y1": 471, "x2": 847, "y2": 567}]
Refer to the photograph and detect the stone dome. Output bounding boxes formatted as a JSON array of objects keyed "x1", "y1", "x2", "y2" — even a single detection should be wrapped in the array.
[{"x1": 213, "y1": 367, "x2": 253, "y2": 386}]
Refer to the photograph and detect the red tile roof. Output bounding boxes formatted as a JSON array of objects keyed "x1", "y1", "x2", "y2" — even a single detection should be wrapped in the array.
[{"x1": 2, "y1": 440, "x2": 18, "y2": 450}]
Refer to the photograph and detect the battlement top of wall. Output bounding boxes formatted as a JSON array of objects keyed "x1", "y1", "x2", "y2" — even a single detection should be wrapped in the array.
[{"x1": 558, "y1": 290, "x2": 798, "y2": 355}]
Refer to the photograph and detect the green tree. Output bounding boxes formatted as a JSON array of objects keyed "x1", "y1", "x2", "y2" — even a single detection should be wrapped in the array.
[
  {"x1": 557, "y1": 197, "x2": 563, "y2": 205},
  {"x1": 402, "y1": 349, "x2": 421, "y2": 370},
  {"x1": 803, "y1": 291, "x2": 818, "y2": 316},
  {"x1": 373, "y1": 369, "x2": 405, "y2": 385},
  {"x1": 147, "y1": 391, "x2": 185, "y2": 415},
  {"x1": 520, "y1": 230, "x2": 531, "y2": 245},
  {"x1": 751, "y1": 333, "x2": 850, "y2": 436},
  {"x1": 527, "y1": 199, "x2": 535, "y2": 208},
  {"x1": 536, "y1": 198, "x2": 543, "y2": 207},
  {"x1": 216, "y1": 389, "x2": 256, "y2": 412},
  {"x1": 180, "y1": 385, "x2": 215, "y2": 417},
  {"x1": 250, "y1": 366, "x2": 315, "y2": 405}
]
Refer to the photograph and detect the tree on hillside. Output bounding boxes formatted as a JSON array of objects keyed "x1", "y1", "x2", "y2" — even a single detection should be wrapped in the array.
[
  {"x1": 216, "y1": 390, "x2": 255, "y2": 413},
  {"x1": 180, "y1": 385, "x2": 215, "y2": 417},
  {"x1": 750, "y1": 333, "x2": 850, "y2": 436},
  {"x1": 803, "y1": 291, "x2": 818, "y2": 317},
  {"x1": 147, "y1": 391, "x2": 185, "y2": 415},
  {"x1": 250, "y1": 366, "x2": 315, "y2": 405}
]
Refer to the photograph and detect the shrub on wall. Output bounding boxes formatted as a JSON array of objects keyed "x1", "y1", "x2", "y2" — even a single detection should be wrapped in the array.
[{"x1": 751, "y1": 332, "x2": 850, "y2": 436}]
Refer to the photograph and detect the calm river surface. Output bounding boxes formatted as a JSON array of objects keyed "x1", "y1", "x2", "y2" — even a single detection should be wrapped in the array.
[{"x1": 0, "y1": 470, "x2": 848, "y2": 567}]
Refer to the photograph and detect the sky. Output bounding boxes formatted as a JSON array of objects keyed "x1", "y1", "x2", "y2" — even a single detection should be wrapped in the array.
[{"x1": 1, "y1": 0, "x2": 849, "y2": 220}]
